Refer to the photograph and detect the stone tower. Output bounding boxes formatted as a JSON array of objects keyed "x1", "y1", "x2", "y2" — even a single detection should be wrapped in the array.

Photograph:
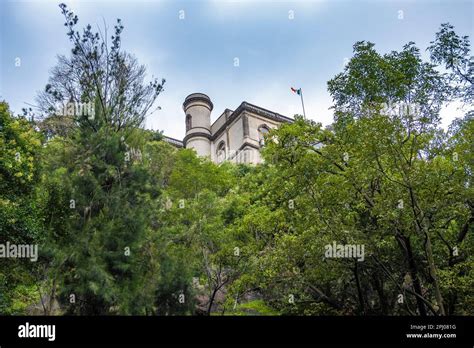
[{"x1": 183, "y1": 93, "x2": 213, "y2": 157}]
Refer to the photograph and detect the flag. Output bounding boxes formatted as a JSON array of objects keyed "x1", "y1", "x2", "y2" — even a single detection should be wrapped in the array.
[
  {"x1": 291, "y1": 87, "x2": 306, "y2": 118},
  {"x1": 290, "y1": 87, "x2": 301, "y2": 95}
]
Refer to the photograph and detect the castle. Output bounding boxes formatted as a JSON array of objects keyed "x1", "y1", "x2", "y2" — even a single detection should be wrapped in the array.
[{"x1": 163, "y1": 93, "x2": 293, "y2": 164}]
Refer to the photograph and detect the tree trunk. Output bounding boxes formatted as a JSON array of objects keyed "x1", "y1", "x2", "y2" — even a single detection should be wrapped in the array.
[
  {"x1": 354, "y1": 261, "x2": 366, "y2": 314},
  {"x1": 423, "y1": 227, "x2": 446, "y2": 315},
  {"x1": 396, "y1": 232, "x2": 427, "y2": 316},
  {"x1": 372, "y1": 272, "x2": 389, "y2": 315},
  {"x1": 207, "y1": 286, "x2": 219, "y2": 315}
]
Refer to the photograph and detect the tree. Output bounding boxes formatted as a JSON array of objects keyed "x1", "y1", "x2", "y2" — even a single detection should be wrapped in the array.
[
  {"x1": 0, "y1": 102, "x2": 44, "y2": 314},
  {"x1": 35, "y1": 4, "x2": 167, "y2": 314},
  {"x1": 36, "y1": 3, "x2": 164, "y2": 136},
  {"x1": 327, "y1": 41, "x2": 448, "y2": 132},
  {"x1": 428, "y1": 23, "x2": 473, "y2": 104},
  {"x1": 227, "y1": 31, "x2": 472, "y2": 316},
  {"x1": 157, "y1": 150, "x2": 242, "y2": 315}
]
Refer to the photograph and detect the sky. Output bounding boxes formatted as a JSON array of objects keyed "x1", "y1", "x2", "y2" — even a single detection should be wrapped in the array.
[{"x1": 0, "y1": 0, "x2": 473, "y2": 139}]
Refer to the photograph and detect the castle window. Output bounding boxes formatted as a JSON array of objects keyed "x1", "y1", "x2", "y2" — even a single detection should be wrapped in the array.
[
  {"x1": 216, "y1": 141, "x2": 226, "y2": 163},
  {"x1": 258, "y1": 125, "x2": 270, "y2": 147},
  {"x1": 186, "y1": 114, "x2": 192, "y2": 132}
]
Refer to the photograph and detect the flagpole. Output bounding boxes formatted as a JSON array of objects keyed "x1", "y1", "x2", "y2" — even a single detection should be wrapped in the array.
[{"x1": 300, "y1": 89, "x2": 306, "y2": 119}]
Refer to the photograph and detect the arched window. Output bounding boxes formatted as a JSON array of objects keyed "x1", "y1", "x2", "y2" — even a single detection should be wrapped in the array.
[
  {"x1": 258, "y1": 125, "x2": 270, "y2": 147},
  {"x1": 186, "y1": 114, "x2": 192, "y2": 132},
  {"x1": 216, "y1": 141, "x2": 226, "y2": 163}
]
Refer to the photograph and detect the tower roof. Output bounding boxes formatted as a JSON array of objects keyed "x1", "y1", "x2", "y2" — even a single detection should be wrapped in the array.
[{"x1": 183, "y1": 93, "x2": 214, "y2": 111}]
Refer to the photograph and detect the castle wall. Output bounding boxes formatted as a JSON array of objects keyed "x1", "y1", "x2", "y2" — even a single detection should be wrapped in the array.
[
  {"x1": 211, "y1": 110, "x2": 229, "y2": 134},
  {"x1": 187, "y1": 136, "x2": 211, "y2": 158}
]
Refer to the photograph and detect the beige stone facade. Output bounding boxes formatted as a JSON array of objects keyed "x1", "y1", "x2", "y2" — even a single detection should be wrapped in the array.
[{"x1": 163, "y1": 93, "x2": 293, "y2": 164}]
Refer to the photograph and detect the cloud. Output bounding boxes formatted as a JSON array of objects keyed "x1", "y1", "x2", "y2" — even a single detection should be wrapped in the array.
[{"x1": 439, "y1": 100, "x2": 469, "y2": 129}]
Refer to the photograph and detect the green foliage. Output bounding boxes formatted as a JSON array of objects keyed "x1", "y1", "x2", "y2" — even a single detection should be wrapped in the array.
[
  {"x1": 224, "y1": 299, "x2": 279, "y2": 316},
  {"x1": 1, "y1": 20, "x2": 472, "y2": 317},
  {"x1": 328, "y1": 40, "x2": 448, "y2": 130},
  {"x1": 428, "y1": 23, "x2": 473, "y2": 103},
  {"x1": 0, "y1": 101, "x2": 44, "y2": 314}
]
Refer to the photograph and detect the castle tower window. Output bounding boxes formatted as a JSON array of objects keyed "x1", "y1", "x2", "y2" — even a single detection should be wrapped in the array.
[
  {"x1": 185, "y1": 114, "x2": 192, "y2": 132},
  {"x1": 216, "y1": 141, "x2": 226, "y2": 163},
  {"x1": 258, "y1": 125, "x2": 270, "y2": 147}
]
